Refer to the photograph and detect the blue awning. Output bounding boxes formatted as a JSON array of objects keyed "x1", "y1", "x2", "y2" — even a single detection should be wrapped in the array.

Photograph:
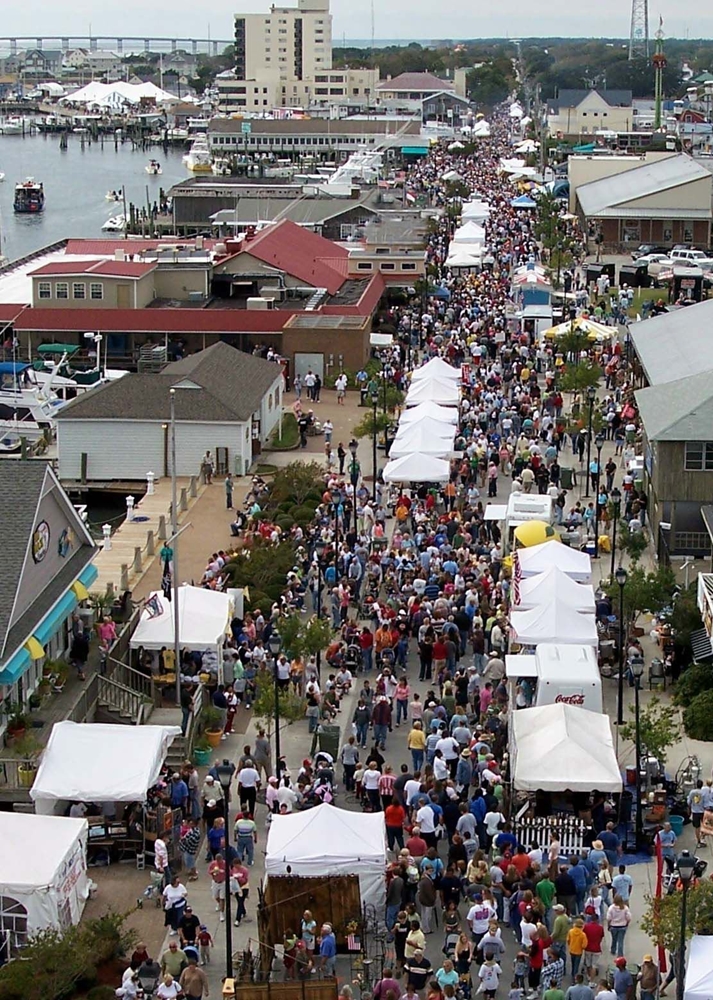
[
  {"x1": 78, "y1": 563, "x2": 98, "y2": 589},
  {"x1": 33, "y1": 590, "x2": 78, "y2": 646},
  {"x1": 401, "y1": 146, "x2": 429, "y2": 155},
  {"x1": 0, "y1": 647, "x2": 30, "y2": 686}
]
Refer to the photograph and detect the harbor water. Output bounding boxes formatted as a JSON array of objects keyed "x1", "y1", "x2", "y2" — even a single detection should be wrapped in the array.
[{"x1": 0, "y1": 132, "x2": 188, "y2": 261}]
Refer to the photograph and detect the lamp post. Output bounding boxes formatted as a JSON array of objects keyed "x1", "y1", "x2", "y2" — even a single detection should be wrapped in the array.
[
  {"x1": 169, "y1": 388, "x2": 181, "y2": 706},
  {"x1": 216, "y1": 762, "x2": 234, "y2": 979},
  {"x1": 267, "y1": 631, "x2": 282, "y2": 782},
  {"x1": 332, "y1": 488, "x2": 343, "y2": 585},
  {"x1": 630, "y1": 655, "x2": 645, "y2": 849},
  {"x1": 370, "y1": 387, "x2": 379, "y2": 502},
  {"x1": 615, "y1": 566, "x2": 628, "y2": 726},
  {"x1": 676, "y1": 850, "x2": 698, "y2": 1000},
  {"x1": 593, "y1": 431, "x2": 605, "y2": 557},
  {"x1": 610, "y1": 486, "x2": 622, "y2": 579},
  {"x1": 314, "y1": 537, "x2": 326, "y2": 618},
  {"x1": 584, "y1": 384, "x2": 596, "y2": 497},
  {"x1": 348, "y1": 438, "x2": 360, "y2": 525}
]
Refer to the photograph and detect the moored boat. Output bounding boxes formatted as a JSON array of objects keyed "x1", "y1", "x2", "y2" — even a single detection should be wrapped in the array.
[{"x1": 14, "y1": 178, "x2": 44, "y2": 213}]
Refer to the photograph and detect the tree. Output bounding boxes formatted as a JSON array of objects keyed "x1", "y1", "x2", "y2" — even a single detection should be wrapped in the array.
[
  {"x1": 269, "y1": 462, "x2": 324, "y2": 508},
  {"x1": 252, "y1": 669, "x2": 305, "y2": 734},
  {"x1": 557, "y1": 329, "x2": 591, "y2": 360},
  {"x1": 683, "y1": 690, "x2": 713, "y2": 741},
  {"x1": 615, "y1": 519, "x2": 649, "y2": 565},
  {"x1": 603, "y1": 565, "x2": 677, "y2": 629},
  {"x1": 352, "y1": 411, "x2": 391, "y2": 440},
  {"x1": 619, "y1": 696, "x2": 679, "y2": 763},
  {"x1": 641, "y1": 879, "x2": 713, "y2": 952},
  {"x1": 559, "y1": 362, "x2": 601, "y2": 394},
  {"x1": 674, "y1": 662, "x2": 713, "y2": 708}
]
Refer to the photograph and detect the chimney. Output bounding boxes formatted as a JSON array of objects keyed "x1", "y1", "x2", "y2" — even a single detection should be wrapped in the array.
[{"x1": 114, "y1": 249, "x2": 125, "y2": 261}]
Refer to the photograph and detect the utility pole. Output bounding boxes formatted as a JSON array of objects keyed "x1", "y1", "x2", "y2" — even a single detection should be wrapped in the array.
[{"x1": 629, "y1": 0, "x2": 650, "y2": 60}]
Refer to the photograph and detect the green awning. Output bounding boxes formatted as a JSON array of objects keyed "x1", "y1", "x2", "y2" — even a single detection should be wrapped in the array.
[
  {"x1": 401, "y1": 146, "x2": 429, "y2": 155},
  {"x1": 37, "y1": 343, "x2": 78, "y2": 356}
]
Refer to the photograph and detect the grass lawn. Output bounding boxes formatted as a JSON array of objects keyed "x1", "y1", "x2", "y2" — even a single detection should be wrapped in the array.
[{"x1": 268, "y1": 412, "x2": 299, "y2": 450}]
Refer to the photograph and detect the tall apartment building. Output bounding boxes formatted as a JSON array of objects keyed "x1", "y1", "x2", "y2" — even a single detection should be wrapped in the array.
[{"x1": 234, "y1": 0, "x2": 332, "y2": 83}]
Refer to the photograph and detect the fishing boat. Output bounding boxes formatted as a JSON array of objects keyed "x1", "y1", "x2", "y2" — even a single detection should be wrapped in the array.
[
  {"x1": 14, "y1": 178, "x2": 45, "y2": 213},
  {"x1": 0, "y1": 362, "x2": 64, "y2": 432},
  {"x1": 105, "y1": 190, "x2": 121, "y2": 201},
  {"x1": 145, "y1": 159, "x2": 162, "y2": 175},
  {"x1": 212, "y1": 157, "x2": 231, "y2": 176},
  {"x1": 102, "y1": 213, "x2": 127, "y2": 232},
  {"x1": 183, "y1": 136, "x2": 212, "y2": 173},
  {"x1": 0, "y1": 118, "x2": 23, "y2": 136}
]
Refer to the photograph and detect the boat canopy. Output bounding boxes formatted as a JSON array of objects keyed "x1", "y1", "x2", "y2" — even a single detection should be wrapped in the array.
[
  {"x1": 37, "y1": 344, "x2": 78, "y2": 356},
  {"x1": 0, "y1": 362, "x2": 31, "y2": 374}
]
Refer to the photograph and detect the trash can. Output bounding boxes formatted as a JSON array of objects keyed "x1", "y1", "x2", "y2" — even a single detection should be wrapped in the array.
[
  {"x1": 318, "y1": 724, "x2": 341, "y2": 759},
  {"x1": 560, "y1": 467, "x2": 574, "y2": 489}
]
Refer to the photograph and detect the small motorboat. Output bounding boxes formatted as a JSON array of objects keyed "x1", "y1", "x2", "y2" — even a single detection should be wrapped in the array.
[
  {"x1": 14, "y1": 178, "x2": 44, "y2": 213},
  {"x1": 0, "y1": 118, "x2": 23, "y2": 136},
  {"x1": 145, "y1": 159, "x2": 162, "y2": 175},
  {"x1": 105, "y1": 190, "x2": 121, "y2": 201},
  {"x1": 102, "y1": 213, "x2": 127, "y2": 232}
]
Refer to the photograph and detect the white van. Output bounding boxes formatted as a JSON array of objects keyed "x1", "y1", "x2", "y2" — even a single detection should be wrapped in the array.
[{"x1": 506, "y1": 643, "x2": 603, "y2": 713}]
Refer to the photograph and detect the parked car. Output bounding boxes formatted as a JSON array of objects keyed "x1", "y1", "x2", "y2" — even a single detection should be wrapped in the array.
[
  {"x1": 633, "y1": 253, "x2": 674, "y2": 277},
  {"x1": 632, "y1": 244, "x2": 668, "y2": 260},
  {"x1": 670, "y1": 248, "x2": 713, "y2": 266}
]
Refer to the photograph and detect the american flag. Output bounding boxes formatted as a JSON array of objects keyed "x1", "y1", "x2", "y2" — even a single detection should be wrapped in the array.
[
  {"x1": 346, "y1": 935, "x2": 361, "y2": 952},
  {"x1": 512, "y1": 574, "x2": 520, "y2": 605}
]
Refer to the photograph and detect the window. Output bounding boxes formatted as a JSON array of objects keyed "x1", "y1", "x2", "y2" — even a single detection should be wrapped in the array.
[
  {"x1": 38, "y1": 281, "x2": 51, "y2": 299},
  {"x1": 684, "y1": 442, "x2": 713, "y2": 471},
  {"x1": 268, "y1": 392, "x2": 273, "y2": 411},
  {"x1": 356, "y1": 262, "x2": 373, "y2": 270},
  {"x1": 401, "y1": 262, "x2": 417, "y2": 270},
  {"x1": 72, "y1": 282, "x2": 86, "y2": 299},
  {"x1": 90, "y1": 282, "x2": 103, "y2": 300},
  {"x1": 375, "y1": 247, "x2": 390, "y2": 255},
  {"x1": 56, "y1": 282, "x2": 68, "y2": 299},
  {"x1": 380, "y1": 262, "x2": 396, "y2": 270}
]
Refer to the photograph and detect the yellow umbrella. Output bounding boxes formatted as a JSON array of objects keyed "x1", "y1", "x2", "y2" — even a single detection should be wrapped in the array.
[
  {"x1": 542, "y1": 317, "x2": 613, "y2": 342},
  {"x1": 513, "y1": 520, "x2": 561, "y2": 548}
]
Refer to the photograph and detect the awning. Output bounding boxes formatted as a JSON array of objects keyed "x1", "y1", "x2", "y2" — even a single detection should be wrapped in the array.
[
  {"x1": 33, "y1": 591, "x2": 78, "y2": 647},
  {"x1": 402, "y1": 146, "x2": 429, "y2": 155},
  {"x1": 77, "y1": 563, "x2": 98, "y2": 589},
  {"x1": 71, "y1": 581, "x2": 90, "y2": 601},
  {"x1": 0, "y1": 647, "x2": 30, "y2": 686},
  {"x1": 691, "y1": 629, "x2": 713, "y2": 663},
  {"x1": 24, "y1": 637, "x2": 45, "y2": 660}
]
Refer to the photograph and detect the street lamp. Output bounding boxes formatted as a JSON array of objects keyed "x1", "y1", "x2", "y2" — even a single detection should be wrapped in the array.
[
  {"x1": 584, "y1": 384, "x2": 596, "y2": 497},
  {"x1": 268, "y1": 631, "x2": 283, "y2": 781},
  {"x1": 216, "y1": 761, "x2": 234, "y2": 979},
  {"x1": 348, "y1": 438, "x2": 360, "y2": 524},
  {"x1": 615, "y1": 566, "x2": 628, "y2": 726},
  {"x1": 610, "y1": 486, "x2": 622, "y2": 578},
  {"x1": 84, "y1": 331, "x2": 106, "y2": 380},
  {"x1": 314, "y1": 537, "x2": 326, "y2": 618},
  {"x1": 630, "y1": 655, "x2": 645, "y2": 849},
  {"x1": 676, "y1": 850, "x2": 698, "y2": 1000},
  {"x1": 593, "y1": 431, "x2": 605, "y2": 557},
  {"x1": 370, "y1": 387, "x2": 379, "y2": 503},
  {"x1": 331, "y1": 488, "x2": 343, "y2": 584},
  {"x1": 169, "y1": 388, "x2": 181, "y2": 707}
]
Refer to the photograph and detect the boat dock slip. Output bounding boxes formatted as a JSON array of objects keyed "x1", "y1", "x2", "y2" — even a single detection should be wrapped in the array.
[{"x1": 92, "y1": 475, "x2": 206, "y2": 597}]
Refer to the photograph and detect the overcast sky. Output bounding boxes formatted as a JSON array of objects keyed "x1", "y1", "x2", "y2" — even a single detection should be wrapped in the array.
[{"x1": 3, "y1": 0, "x2": 712, "y2": 47}]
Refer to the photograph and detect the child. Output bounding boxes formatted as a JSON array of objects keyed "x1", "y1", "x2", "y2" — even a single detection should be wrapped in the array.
[
  {"x1": 508, "y1": 982, "x2": 524, "y2": 1000},
  {"x1": 197, "y1": 925, "x2": 213, "y2": 965},
  {"x1": 513, "y1": 952, "x2": 529, "y2": 990},
  {"x1": 478, "y1": 958, "x2": 502, "y2": 1000}
]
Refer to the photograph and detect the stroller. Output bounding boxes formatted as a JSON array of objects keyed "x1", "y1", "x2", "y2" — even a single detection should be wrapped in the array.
[
  {"x1": 137, "y1": 870, "x2": 164, "y2": 908},
  {"x1": 136, "y1": 960, "x2": 161, "y2": 998},
  {"x1": 345, "y1": 644, "x2": 362, "y2": 675}
]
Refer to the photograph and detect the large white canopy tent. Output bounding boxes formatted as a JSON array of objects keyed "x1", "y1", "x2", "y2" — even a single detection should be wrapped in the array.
[
  {"x1": 445, "y1": 247, "x2": 483, "y2": 270},
  {"x1": 265, "y1": 803, "x2": 387, "y2": 909},
  {"x1": 515, "y1": 541, "x2": 592, "y2": 583},
  {"x1": 684, "y1": 936, "x2": 713, "y2": 1000},
  {"x1": 452, "y1": 221, "x2": 487, "y2": 245},
  {"x1": 510, "y1": 703, "x2": 622, "y2": 793},
  {"x1": 399, "y1": 401, "x2": 459, "y2": 426},
  {"x1": 383, "y1": 454, "x2": 451, "y2": 483},
  {"x1": 130, "y1": 585, "x2": 232, "y2": 652},
  {"x1": 410, "y1": 357, "x2": 462, "y2": 383},
  {"x1": 63, "y1": 80, "x2": 176, "y2": 107},
  {"x1": 405, "y1": 376, "x2": 460, "y2": 407},
  {"x1": 31, "y1": 721, "x2": 181, "y2": 814},
  {"x1": 514, "y1": 565, "x2": 596, "y2": 612},
  {"x1": 509, "y1": 602, "x2": 599, "y2": 646},
  {"x1": 462, "y1": 200, "x2": 490, "y2": 221},
  {"x1": 389, "y1": 421, "x2": 455, "y2": 459},
  {"x1": 0, "y1": 813, "x2": 89, "y2": 941}
]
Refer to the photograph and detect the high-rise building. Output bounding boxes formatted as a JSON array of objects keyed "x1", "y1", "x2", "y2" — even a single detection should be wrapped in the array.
[{"x1": 234, "y1": 0, "x2": 332, "y2": 83}]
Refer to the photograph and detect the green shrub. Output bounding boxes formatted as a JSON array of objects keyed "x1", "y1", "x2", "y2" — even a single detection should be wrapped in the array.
[
  {"x1": 683, "y1": 690, "x2": 713, "y2": 741},
  {"x1": 674, "y1": 663, "x2": 713, "y2": 708},
  {"x1": 87, "y1": 987, "x2": 118, "y2": 1000},
  {"x1": 245, "y1": 590, "x2": 271, "y2": 612},
  {"x1": 291, "y1": 505, "x2": 318, "y2": 525}
]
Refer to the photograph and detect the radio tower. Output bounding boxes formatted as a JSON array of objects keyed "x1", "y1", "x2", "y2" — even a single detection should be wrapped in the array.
[{"x1": 629, "y1": 0, "x2": 649, "y2": 60}]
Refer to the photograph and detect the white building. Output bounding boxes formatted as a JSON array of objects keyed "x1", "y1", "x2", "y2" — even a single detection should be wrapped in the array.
[{"x1": 56, "y1": 342, "x2": 284, "y2": 482}]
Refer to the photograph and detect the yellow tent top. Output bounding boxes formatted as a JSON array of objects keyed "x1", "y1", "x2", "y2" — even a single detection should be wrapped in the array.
[
  {"x1": 513, "y1": 520, "x2": 561, "y2": 548},
  {"x1": 542, "y1": 317, "x2": 613, "y2": 342}
]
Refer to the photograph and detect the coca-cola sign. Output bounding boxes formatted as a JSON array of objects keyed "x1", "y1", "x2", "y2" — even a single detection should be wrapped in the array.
[{"x1": 555, "y1": 693, "x2": 585, "y2": 705}]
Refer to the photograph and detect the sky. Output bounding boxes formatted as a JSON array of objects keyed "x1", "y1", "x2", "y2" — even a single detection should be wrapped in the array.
[{"x1": 3, "y1": 0, "x2": 713, "y2": 46}]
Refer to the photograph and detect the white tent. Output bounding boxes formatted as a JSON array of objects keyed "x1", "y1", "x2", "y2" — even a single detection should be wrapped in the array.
[
  {"x1": 462, "y1": 200, "x2": 490, "y2": 221},
  {"x1": 130, "y1": 585, "x2": 232, "y2": 652},
  {"x1": 405, "y1": 376, "x2": 460, "y2": 406},
  {"x1": 515, "y1": 565, "x2": 596, "y2": 612},
  {"x1": 472, "y1": 119, "x2": 491, "y2": 137},
  {"x1": 509, "y1": 103, "x2": 524, "y2": 118},
  {"x1": 452, "y1": 221, "x2": 487, "y2": 245},
  {"x1": 441, "y1": 169, "x2": 463, "y2": 182},
  {"x1": 265, "y1": 803, "x2": 387, "y2": 909},
  {"x1": 399, "y1": 401, "x2": 459, "y2": 426},
  {"x1": 0, "y1": 813, "x2": 89, "y2": 938},
  {"x1": 509, "y1": 602, "x2": 599, "y2": 646},
  {"x1": 64, "y1": 80, "x2": 176, "y2": 106},
  {"x1": 515, "y1": 540, "x2": 592, "y2": 583},
  {"x1": 510, "y1": 703, "x2": 622, "y2": 793},
  {"x1": 383, "y1": 454, "x2": 451, "y2": 483},
  {"x1": 445, "y1": 247, "x2": 483, "y2": 269},
  {"x1": 31, "y1": 721, "x2": 181, "y2": 813},
  {"x1": 410, "y1": 357, "x2": 462, "y2": 383},
  {"x1": 389, "y1": 420, "x2": 455, "y2": 458},
  {"x1": 684, "y1": 936, "x2": 713, "y2": 1000}
]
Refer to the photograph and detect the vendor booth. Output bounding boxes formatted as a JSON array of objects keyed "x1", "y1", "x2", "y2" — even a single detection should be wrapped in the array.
[
  {"x1": 130, "y1": 585, "x2": 233, "y2": 683},
  {"x1": 389, "y1": 418, "x2": 456, "y2": 459},
  {"x1": 510, "y1": 703, "x2": 622, "y2": 855},
  {"x1": 383, "y1": 453, "x2": 451, "y2": 483},
  {"x1": 515, "y1": 540, "x2": 592, "y2": 582},
  {"x1": 683, "y1": 935, "x2": 713, "y2": 1000},
  {"x1": 399, "y1": 401, "x2": 459, "y2": 426},
  {"x1": 31, "y1": 721, "x2": 182, "y2": 864},
  {"x1": 0, "y1": 813, "x2": 89, "y2": 951},
  {"x1": 405, "y1": 375, "x2": 461, "y2": 407},
  {"x1": 261, "y1": 804, "x2": 387, "y2": 957},
  {"x1": 509, "y1": 602, "x2": 599, "y2": 647},
  {"x1": 506, "y1": 643, "x2": 603, "y2": 712},
  {"x1": 514, "y1": 565, "x2": 596, "y2": 613},
  {"x1": 410, "y1": 357, "x2": 462, "y2": 383}
]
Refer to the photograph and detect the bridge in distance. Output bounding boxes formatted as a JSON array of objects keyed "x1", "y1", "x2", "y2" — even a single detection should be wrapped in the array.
[{"x1": 0, "y1": 36, "x2": 233, "y2": 56}]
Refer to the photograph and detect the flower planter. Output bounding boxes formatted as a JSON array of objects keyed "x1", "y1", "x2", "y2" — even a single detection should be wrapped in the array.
[
  {"x1": 18, "y1": 764, "x2": 37, "y2": 788},
  {"x1": 193, "y1": 747, "x2": 212, "y2": 766},
  {"x1": 205, "y1": 729, "x2": 223, "y2": 749}
]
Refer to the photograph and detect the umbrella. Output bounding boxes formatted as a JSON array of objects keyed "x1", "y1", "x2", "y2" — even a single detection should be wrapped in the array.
[{"x1": 542, "y1": 317, "x2": 614, "y2": 342}]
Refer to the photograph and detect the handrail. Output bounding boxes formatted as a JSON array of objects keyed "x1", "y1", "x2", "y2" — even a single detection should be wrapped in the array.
[
  {"x1": 97, "y1": 675, "x2": 148, "y2": 722},
  {"x1": 106, "y1": 656, "x2": 158, "y2": 704}
]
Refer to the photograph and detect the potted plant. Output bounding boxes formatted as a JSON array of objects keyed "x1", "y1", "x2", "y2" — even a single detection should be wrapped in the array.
[
  {"x1": 193, "y1": 738, "x2": 212, "y2": 767},
  {"x1": 201, "y1": 706, "x2": 224, "y2": 749},
  {"x1": 5, "y1": 704, "x2": 29, "y2": 744},
  {"x1": 53, "y1": 663, "x2": 69, "y2": 694},
  {"x1": 14, "y1": 733, "x2": 41, "y2": 788}
]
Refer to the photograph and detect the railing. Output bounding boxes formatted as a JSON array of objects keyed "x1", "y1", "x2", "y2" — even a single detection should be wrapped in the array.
[
  {"x1": 66, "y1": 673, "x2": 100, "y2": 723},
  {"x1": 184, "y1": 684, "x2": 205, "y2": 757},
  {"x1": 0, "y1": 757, "x2": 38, "y2": 792},
  {"x1": 97, "y1": 675, "x2": 151, "y2": 722},
  {"x1": 107, "y1": 657, "x2": 158, "y2": 705}
]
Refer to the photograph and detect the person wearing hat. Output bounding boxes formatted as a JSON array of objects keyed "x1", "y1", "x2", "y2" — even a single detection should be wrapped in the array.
[
  {"x1": 613, "y1": 958, "x2": 633, "y2": 1000},
  {"x1": 456, "y1": 747, "x2": 473, "y2": 792},
  {"x1": 550, "y1": 905, "x2": 570, "y2": 959},
  {"x1": 638, "y1": 955, "x2": 661, "y2": 1000},
  {"x1": 178, "y1": 906, "x2": 200, "y2": 950},
  {"x1": 588, "y1": 840, "x2": 607, "y2": 871}
]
